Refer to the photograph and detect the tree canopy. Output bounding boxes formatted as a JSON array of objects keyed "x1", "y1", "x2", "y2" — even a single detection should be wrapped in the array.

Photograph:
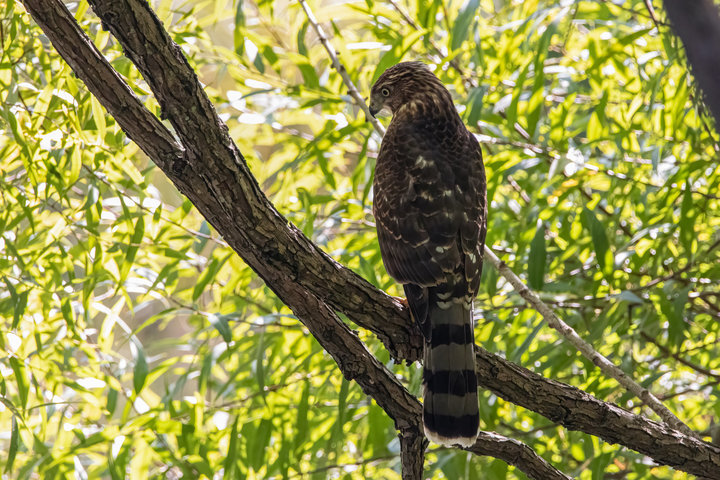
[{"x1": 1, "y1": 0, "x2": 720, "y2": 478}]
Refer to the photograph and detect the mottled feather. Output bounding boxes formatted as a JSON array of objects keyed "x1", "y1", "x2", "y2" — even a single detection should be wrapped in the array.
[{"x1": 370, "y1": 62, "x2": 487, "y2": 447}]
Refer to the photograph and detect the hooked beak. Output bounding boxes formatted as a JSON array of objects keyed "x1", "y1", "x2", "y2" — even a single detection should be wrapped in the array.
[{"x1": 368, "y1": 96, "x2": 383, "y2": 119}]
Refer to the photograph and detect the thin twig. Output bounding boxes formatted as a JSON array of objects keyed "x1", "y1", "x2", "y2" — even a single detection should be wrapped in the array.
[
  {"x1": 485, "y1": 248, "x2": 697, "y2": 438},
  {"x1": 386, "y1": 0, "x2": 477, "y2": 89},
  {"x1": 297, "y1": 0, "x2": 385, "y2": 135},
  {"x1": 296, "y1": 0, "x2": 697, "y2": 439}
]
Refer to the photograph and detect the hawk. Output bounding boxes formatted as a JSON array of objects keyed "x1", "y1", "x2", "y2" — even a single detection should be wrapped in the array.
[{"x1": 369, "y1": 62, "x2": 487, "y2": 447}]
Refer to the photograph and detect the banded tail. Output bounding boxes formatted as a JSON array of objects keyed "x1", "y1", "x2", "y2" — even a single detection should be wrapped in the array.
[{"x1": 420, "y1": 293, "x2": 478, "y2": 447}]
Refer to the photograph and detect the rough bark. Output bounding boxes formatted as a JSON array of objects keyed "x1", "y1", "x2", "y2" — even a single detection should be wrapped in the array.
[
  {"x1": 471, "y1": 432, "x2": 572, "y2": 480},
  {"x1": 663, "y1": 0, "x2": 720, "y2": 128},
  {"x1": 21, "y1": 1, "x2": 567, "y2": 478},
  {"x1": 20, "y1": 0, "x2": 720, "y2": 477},
  {"x1": 475, "y1": 348, "x2": 720, "y2": 478},
  {"x1": 400, "y1": 428, "x2": 427, "y2": 480}
]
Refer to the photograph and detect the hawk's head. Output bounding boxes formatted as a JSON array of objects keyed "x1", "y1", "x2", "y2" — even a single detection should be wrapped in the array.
[{"x1": 368, "y1": 61, "x2": 449, "y2": 117}]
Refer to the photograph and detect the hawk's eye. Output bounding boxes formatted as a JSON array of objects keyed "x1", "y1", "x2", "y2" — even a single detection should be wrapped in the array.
[{"x1": 381, "y1": 88, "x2": 390, "y2": 97}]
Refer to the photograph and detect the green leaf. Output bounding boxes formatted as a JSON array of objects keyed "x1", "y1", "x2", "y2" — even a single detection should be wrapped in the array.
[
  {"x1": 234, "y1": 0, "x2": 245, "y2": 55},
  {"x1": 223, "y1": 417, "x2": 239, "y2": 479},
  {"x1": 60, "y1": 297, "x2": 76, "y2": 333},
  {"x1": 253, "y1": 330, "x2": 266, "y2": 398},
  {"x1": 294, "y1": 382, "x2": 310, "y2": 454},
  {"x1": 91, "y1": 95, "x2": 106, "y2": 140},
  {"x1": 583, "y1": 207, "x2": 613, "y2": 276},
  {"x1": 528, "y1": 224, "x2": 546, "y2": 290},
  {"x1": 670, "y1": 286, "x2": 692, "y2": 343},
  {"x1": 120, "y1": 215, "x2": 145, "y2": 284},
  {"x1": 131, "y1": 339, "x2": 149, "y2": 395},
  {"x1": 679, "y1": 182, "x2": 696, "y2": 254},
  {"x1": 192, "y1": 254, "x2": 230, "y2": 301},
  {"x1": 211, "y1": 314, "x2": 233, "y2": 343},
  {"x1": 5, "y1": 416, "x2": 19, "y2": 473},
  {"x1": 248, "y1": 418, "x2": 272, "y2": 471},
  {"x1": 107, "y1": 388, "x2": 118, "y2": 415},
  {"x1": 450, "y1": 0, "x2": 479, "y2": 51},
  {"x1": 617, "y1": 290, "x2": 643, "y2": 305},
  {"x1": 9, "y1": 357, "x2": 27, "y2": 409},
  {"x1": 511, "y1": 320, "x2": 543, "y2": 364},
  {"x1": 297, "y1": 21, "x2": 309, "y2": 57}
]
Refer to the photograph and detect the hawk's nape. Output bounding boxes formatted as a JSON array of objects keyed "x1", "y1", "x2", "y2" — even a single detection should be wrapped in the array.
[{"x1": 369, "y1": 61, "x2": 487, "y2": 447}]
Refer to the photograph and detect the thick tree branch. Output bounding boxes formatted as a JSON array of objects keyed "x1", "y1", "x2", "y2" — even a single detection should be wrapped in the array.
[
  {"x1": 474, "y1": 348, "x2": 720, "y2": 478},
  {"x1": 663, "y1": 0, "x2": 720, "y2": 128},
  {"x1": 21, "y1": 0, "x2": 569, "y2": 478},
  {"x1": 20, "y1": 0, "x2": 720, "y2": 477},
  {"x1": 23, "y1": 0, "x2": 422, "y2": 365}
]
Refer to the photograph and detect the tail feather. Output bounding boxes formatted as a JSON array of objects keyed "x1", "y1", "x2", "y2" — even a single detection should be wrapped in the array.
[{"x1": 422, "y1": 298, "x2": 478, "y2": 447}]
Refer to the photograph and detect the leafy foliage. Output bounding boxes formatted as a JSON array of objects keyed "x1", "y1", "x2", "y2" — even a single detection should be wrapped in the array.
[{"x1": 1, "y1": 0, "x2": 719, "y2": 478}]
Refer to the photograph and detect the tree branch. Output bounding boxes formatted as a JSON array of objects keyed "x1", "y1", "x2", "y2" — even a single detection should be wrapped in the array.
[
  {"x1": 21, "y1": 0, "x2": 570, "y2": 478},
  {"x1": 20, "y1": 0, "x2": 720, "y2": 477},
  {"x1": 484, "y1": 250, "x2": 696, "y2": 439},
  {"x1": 474, "y1": 347, "x2": 720, "y2": 478},
  {"x1": 662, "y1": 0, "x2": 720, "y2": 128}
]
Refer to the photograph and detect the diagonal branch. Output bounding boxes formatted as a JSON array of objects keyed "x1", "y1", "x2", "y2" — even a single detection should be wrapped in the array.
[
  {"x1": 21, "y1": 0, "x2": 570, "y2": 478},
  {"x1": 24, "y1": 0, "x2": 423, "y2": 365},
  {"x1": 297, "y1": 0, "x2": 385, "y2": 133},
  {"x1": 21, "y1": 0, "x2": 720, "y2": 477},
  {"x1": 474, "y1": 347, "x2": 720, "y2": 478},
  {"x1": 298, "y1": 0, "x2": 694, "y2": 439},
  {"x1": 485, "y1": 250, "x2": 697, "y2": 438}
]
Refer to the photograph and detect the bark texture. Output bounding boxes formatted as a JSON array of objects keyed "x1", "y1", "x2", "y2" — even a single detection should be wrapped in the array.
[
  {"x1": 663, "y1": 0, "x2": 720, "y2": 127},
  {"x1": 475, "y1": 348, "x2": 720, "y2": 478},
  {"x1": 20, "y1": 0, "x2": 720, "y2": 478}
]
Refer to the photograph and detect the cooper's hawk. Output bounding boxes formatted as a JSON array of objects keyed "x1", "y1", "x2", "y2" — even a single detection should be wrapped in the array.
[{"x1": 369, "y1": 62, "x2": 487, "y2": 447}]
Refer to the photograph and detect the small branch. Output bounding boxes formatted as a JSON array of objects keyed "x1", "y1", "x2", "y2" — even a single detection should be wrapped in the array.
[
  {"x1": 640, "y1": 331, "x2": 720, "y2": 381},
  {"x1": 484, "y1": 248, "x2": 697, "y2": 439},
  {"x1": 297, "y1": 0, "x2": 385, "y2": 135},
  {"x1": 469, "y1": 432, "x2": 572, "y2": 480},
  {"x1": 399, "y1": 428, "x2": 426, "y2": 480},
  {"x1": 642, "y1": 0, "x2": 663, "y2": 31}
]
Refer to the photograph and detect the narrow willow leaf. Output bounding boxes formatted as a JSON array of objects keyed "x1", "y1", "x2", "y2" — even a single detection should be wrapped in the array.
[
  {"x1": 450, "y1": 0, "x2": 479, "y2": 51},
  {"x1": 583, "y1": 207, "x2": 613, "y2": 276},
  {"x1": 5, "y1": 416, "x2": 19, "y2": 473},
  {"x1": 107, "y1": 388, "x2": 118, "y2": 415},
  {"x1": 210, "y1": 314, "x2": 232, "y2": 343},
  {"x1": 223, "y1": 417, "x2": 239, "y2": 479},
  {"x1": 90, "y1": 95, "x2": 106, "y2": 140},
  {"x1": 253, "y1": 330, "x2": 266, "y2": 398},
  {"x1": 679, "y1": 182, "x2": 696, "y2": 254},
  {"x1": 131, "y1": 339, "x2": 148, "y2": 395},
  {"x1": 617, "y1": 290, "x2": 643, "y2": 305},
  {"x1": 249, "y1": 418, "x2": 272, "y2": 471},
  {"x1": 192, "y1": 254, "x2": 230, "y2": 301},
  {"x1": 120, "y1": 215, "x2": 145, "y2": 284},
  {"x1": 528, "y1": 224, "x2": 547, "y2": 290},
  {"x1": 294, "y1": 382, "x2": 310, "y2": 454},
  {"x1": 8, "y1": 357, "x2": 27, "y2": 409},
  {"x1": 671, "y1": 286, "x2": 692, "y2": 342},
  {"x1": 233, "y1": 0, "x2": 245, "y2": 55}
]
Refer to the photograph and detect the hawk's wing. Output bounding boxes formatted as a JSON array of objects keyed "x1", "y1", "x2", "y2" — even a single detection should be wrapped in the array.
[{"x1": 372, "y1": 119, "x2": 487, "y2": 296}]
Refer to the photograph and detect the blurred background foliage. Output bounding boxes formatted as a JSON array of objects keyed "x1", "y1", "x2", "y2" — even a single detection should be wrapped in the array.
[{"x1": 1, "y1": 0, "x2": 719, "y2": 478}]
